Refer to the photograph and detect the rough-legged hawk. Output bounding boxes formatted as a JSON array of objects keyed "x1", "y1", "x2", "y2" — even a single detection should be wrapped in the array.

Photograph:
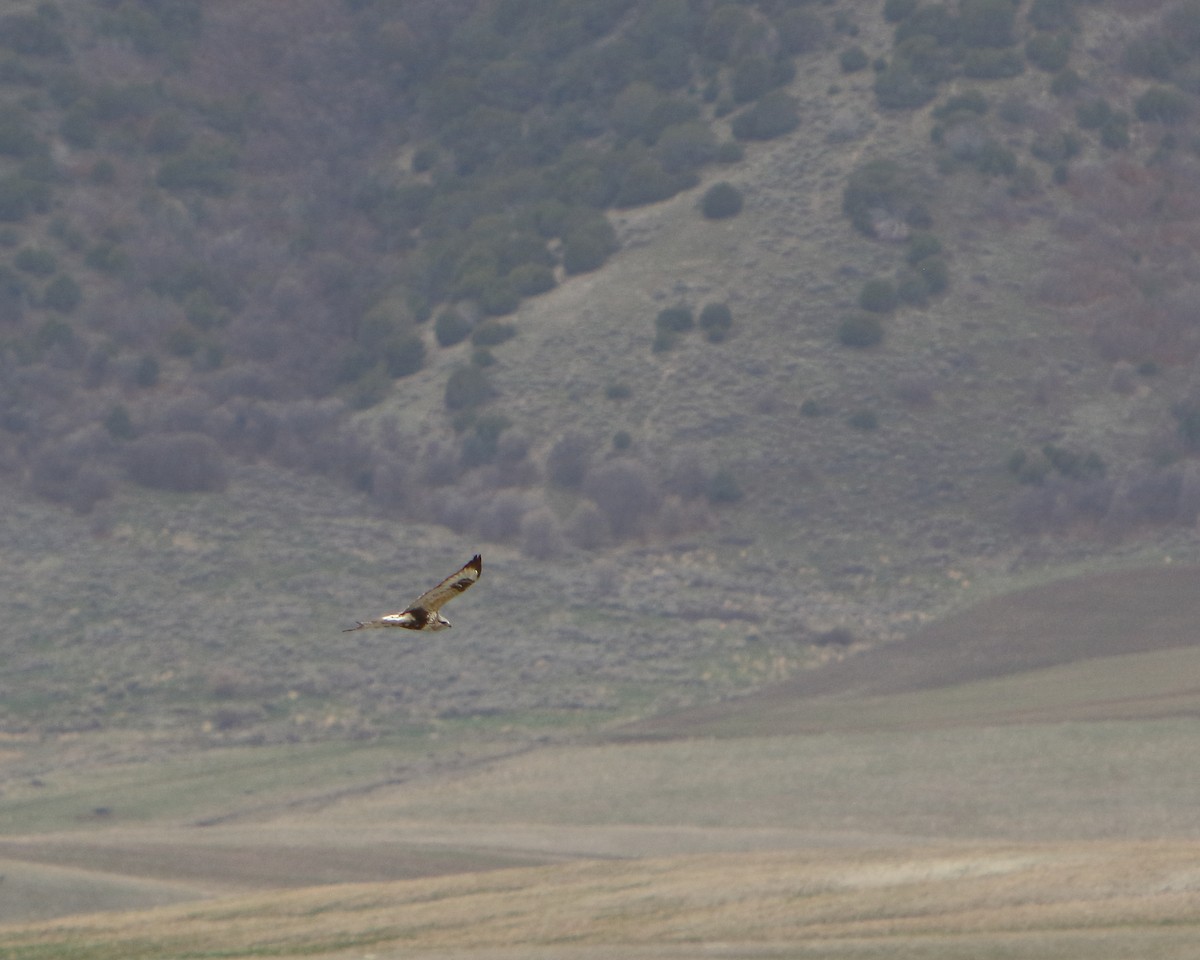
[{"x1": 344, "y1": 554, "x2": 481, "y2": 632}]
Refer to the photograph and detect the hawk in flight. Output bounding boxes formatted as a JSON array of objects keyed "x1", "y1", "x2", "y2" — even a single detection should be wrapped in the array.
[{"x1": 344, "y1": 554, "x2": 481, "y2": 632}]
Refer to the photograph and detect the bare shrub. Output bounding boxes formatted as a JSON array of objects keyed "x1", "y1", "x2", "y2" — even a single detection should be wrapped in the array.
[
  {"x1": 476, "y1": 490, "x2": 529, "y2": 543},
  {"x1": 546, "y1": 431, "x2": 591, "y2": 488},
  {"x1": 567, "y1": 499, "x2": 609, "y2": 549},
  {"x1": 125, "y1": 432, "x2": 229, "y2": 492},
  {"x1": 520, "y1": 507, "x2": 565, "y2": 560},
  {"x1": 370, "y1": 458, "x2": 409, "y2": 511},
  {"x1": 583, "y1": 458, "x2": 660, "y2": 539},
  {"x1": 664, "y1": 446, "x2": 709, "y2": 499}
]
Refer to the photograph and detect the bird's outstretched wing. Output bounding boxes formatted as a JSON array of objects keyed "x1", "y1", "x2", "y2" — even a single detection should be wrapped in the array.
[
  {"x1": 408, "y1": 553, "x2": 482, "y2": 615},
  {"x1": 344, "y1": 554, "x2": 481, "y2": 631}
]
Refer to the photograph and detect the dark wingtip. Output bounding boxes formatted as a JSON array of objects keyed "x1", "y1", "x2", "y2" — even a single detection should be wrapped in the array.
[{"x1": 470, "y1": 553, "x2": 482, "y2": 573}]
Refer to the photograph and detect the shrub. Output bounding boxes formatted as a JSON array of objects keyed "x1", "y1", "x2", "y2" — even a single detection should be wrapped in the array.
[
  {"x1": 1123, "y1": 35, "x2": 1183, "y2": 80},
  {"x1": 1099, "y1": 114, "x2": 1130, "y2": 149},
  {"x1": 699, "y1": 302, "x2": 733, "y2": 341},
  {"x1": 0, "y1": 12, "x2": 67, "y2": 57},
  {"x1": 843, "y1": 159, "x2": 914, "y2": 234},
  {"x1": 444, "y1": 365, "x2": 495, "y2": 410},
  {"x1": 614, "y1": 159, "x2": 680, "y2": 207},
  {"x1": 435, "y1": 309, "x2": 471, "y2": 347},
  {"x1": 1076, "y1": 98, "x2": 1111, "y2": 129},
  {"x1": 508, "y1": 262, "x2": 555, "y2": 296},
  {"x1": 471, "y1": 320, "x2": 516, "y2": 346},
  {"x1": 126, "y1": 433, "x2": 229, "y2": 493},
  {"x1": 1026, "y1": 33, "x2": 1070, "y2": 72},
  {"x1": 0, "y1": 105, "x2": 40, "y2": 158},
  {"x1": 906, "y1": 232, "x2": 943, "y2": 263},
  {"x1": 520, "y1": 507, "x2": 565, "y2": 560},
  {"x1": 562, "y1": 214, "x2": 617, "y2": 274},
  {"x1": 547, "y1": 432, "x2": 591, "y2": 489},
  {"x1": 0, "y1": 176, "x2": 45, "y2": 221},
  {"x1": 104, "y1": 405, "x2": 135, "y2": 440},
  {"x1": 873, "y1": 65, "x2": 935, "y2": 110},
  {"x1": 583, "y1": 458, "x2": 659, "y2": 539},
  {"x1": 914, "y1": 255, "x2": 949, "y2": 294},
  {"x1": 731, "y1": 56, "x2": 775, "y2": 103},
  {"x1": 884, "y1": 0, "x2": 919, "y2": 22},
  {"x1": 975, "y1": 140, "x2": 1017, "y2": 176},
  {"x1": 730, "y1": 91, "x2": 799, "y2": 140},
  {"x1": 859, "y1": 279, "x2": 898, "y2": 313},
  {"x1": 839, "y1": 46, "x2": 869, "y2": 72},
  {"x1": 847, "y1": 409, "x2": 879, "y2": 430},
  {"x1": 1028, "y1": 0, "x2": 1076, "y2": 31},
  {"x1": 655, "y1": 305, "x2": 694, "y2": 333},
  {"x1": 43, "y1": 273, "x2": 81, "y2": 312},
  {"x1": 963, "y1": 49, "x2": 1025, "y2": 78},
  {"x1": 134, "y1": 353, "x2": 159, "y2": 388},
  {"x1": 837, "y1": 312, "x2": 883, "y2": 347},
  {"x1": 156, "y1": 142, "x2": 237, "y2": 195},
  {"x1": 1135, "y1": 87, "x2": 1190, "y2": 124},
  {"x1": 706, "y1": 467, "x2": 743, "y2": 503},
  {"x1": 701, "y1": 181, "x2": 743, "y2": 219},
  {"x1": 959, "y1": 0, "x2": 1018, "y2": 48},
  {"x1": 14, "y1": 246, "x2": 56, "y2": 276},
  {"x1": 382, "y1": 332, "x2": 426, "y2": 378}
]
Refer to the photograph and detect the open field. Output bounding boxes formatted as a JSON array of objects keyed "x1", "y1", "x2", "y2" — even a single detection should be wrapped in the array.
[
  {"x1": 2, "y1": 563, "x2": 1199, "y2": 954},
  {"x1": 2, "y1": 842, "x2": 1200, "y2": 960}
]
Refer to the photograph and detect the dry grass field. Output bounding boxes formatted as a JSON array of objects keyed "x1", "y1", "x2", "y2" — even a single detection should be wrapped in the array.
[{"x1": 3, "y1": 563, "x2": 1200, "y2": 958}]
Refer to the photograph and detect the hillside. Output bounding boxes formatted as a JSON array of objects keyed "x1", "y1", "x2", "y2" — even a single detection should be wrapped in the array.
[{"x1": 3, "y1": 0, "x2": 1200, "y2": 748}]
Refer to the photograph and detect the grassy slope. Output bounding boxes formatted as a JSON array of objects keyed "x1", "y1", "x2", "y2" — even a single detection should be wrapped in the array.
[{"x1": 3, "y1": 563, "x2": 1200, "y2": 952}]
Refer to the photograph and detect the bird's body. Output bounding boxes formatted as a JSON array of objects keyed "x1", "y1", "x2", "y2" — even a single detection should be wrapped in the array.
[{"x1": 344, "y1": 554, "x2": 481, "y2": 632}]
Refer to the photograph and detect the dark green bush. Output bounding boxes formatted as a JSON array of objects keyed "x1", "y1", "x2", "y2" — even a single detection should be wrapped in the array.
[
  {"x1": 0, "y1": 105, "x2": 40, "y2": 158},
  {"x1": 699, "y1": 302, "x2": 733, "y2": 342},
  {"x1": 126, "y1": 433, "x2": 229, "y2": 493},
  {"x1": 104, "y1": 405, "x2": 135, "y2": 441},
  {"x1": 508, "y1": 262, "x2": 555, "y2": 296},
  {"x1": 0, "y1": 11, "x2": 68, "y2": 57},
  {"x1": 156, "y1": 142, "x2": 237, "y2": 195},
  {"x1": 730, "y1": 91, "x2": 799, "y2": 140},
  {"x1": 14, "y1": 246, "x2": 56, "y2": 276},
  {"x1": 1135, "y1": 86, "x2": 1190, "y2": 124},
  {"x1": 701, "y1": 181, "x2": 743, "y2": 219},
  {"x1": 0, "y1": 176, "x2": 46, "y2": 221},
  {"x1": 435, "y1": 309, "x2": 472, "y2": 347},
  {"x1": 1050, "y1": 68, "x2": 1081, "y2": 95},
  {"x1": 562, "y1": 214, "x2": 617, "y2": 274},
  {"x1": 847, "y1": 409, "x2": 879, "y2": 431},
  {"x1": 873, "y1": 65, "x2": 936, "y2": 109},
  {"x1": 859, "y1": 279, "x2": 898, "y2": 313},
  {"x1": 959, "y1": 0, "x2": 1018, "y2": 48},
  {"x1": 706, "y1": 467, "x2": 743, "y2": 503},
  {"x1": 445, "y1": 365, "x2": 495, "y2": 410},
  {"x1": 614, "y1": 159, "x2": 680, "y2": 207},
  {"x1": 1100, "y1": 113, "x2": 1130, "y2": 149},
  {"x1": 839, "y1": 46, "x2": 869, "y2": 73},
  {"x1": 656, "y1": 305, "x2": 694, "y2": 333},
  {"x1": 837, "y1": 312, "x2": 883, "y2": 347},
  {"x1": 731, "y1": 56, "x2": 775, "y2": 103},
  {"x1": 975, "y1": 140, "x2": 1017, "y2": 175},
  {"x1": 933, "y1": 90, "x2": 989, "y2": 120},
  {"x1": 843, "y1": 159, "x2": 912, "y2": 234},
  {"x1": 134, "y1": 353, "x2": 160, "y2": 387},
  {"x1": 1076, "y1": 98, "x2": 1111, "y2": 129},
  {"x1": 963, "y1": 49, "x2": 1024, "y2": 78},
  {"x1": 1123, "y1": 35, "x2": 1183, "y2": 80},
  {"x1": 906, "y1": 231, "x2": 943, "y2": 264},
  {"x1": 383, "y1": 332, "x2": 426, "y2": 378},
  {"x1": 471, "y1": 320, "x2": 517, "y2": 346},
  {"x1": 884, "y1": 0, "x2": 919, "y2": 22},
  {"x1": 43, "y1": 273, "x2": 81, "y2": 312},
  {"x1": 1028, "y1": 0, "x2": 1076, "y2": 31},
  {"x1": 1026, "y1": 33, "x2": 1070, "y2": 72},
  {"x1": 914, "y1": 255, "x2": 949, "y2": 294}
]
